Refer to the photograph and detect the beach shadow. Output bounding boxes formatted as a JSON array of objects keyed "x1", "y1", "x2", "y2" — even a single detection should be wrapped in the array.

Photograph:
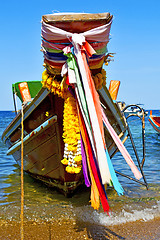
[{"x1": 74, "y1": 220, "x2": 126, "y2": 240}]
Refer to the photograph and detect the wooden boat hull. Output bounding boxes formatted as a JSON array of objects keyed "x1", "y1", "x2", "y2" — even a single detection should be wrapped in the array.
[
  {"x1": 2, "y1": 85, "x2": 127, "y2": 195},
  {"x1": 148, "y1": 114, "x2": 160, "y2": 133}
]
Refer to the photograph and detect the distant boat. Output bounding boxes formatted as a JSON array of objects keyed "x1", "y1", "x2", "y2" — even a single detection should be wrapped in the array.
[{"x1": 148, "y1": 110, "x2": 160, "y2": 133}]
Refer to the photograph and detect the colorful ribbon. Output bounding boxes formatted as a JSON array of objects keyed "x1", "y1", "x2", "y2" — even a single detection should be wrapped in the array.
[{"x1": 41, "y1": 17, "x2": 142, "y2": 212}]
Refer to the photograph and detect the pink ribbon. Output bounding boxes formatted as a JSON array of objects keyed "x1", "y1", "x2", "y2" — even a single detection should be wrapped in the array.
[{"x1": 102, "y1": 108, "x2": 142, "y2": 180}]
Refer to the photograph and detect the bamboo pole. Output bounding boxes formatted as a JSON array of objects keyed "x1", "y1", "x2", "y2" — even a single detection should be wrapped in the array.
[{"x1": 20, "y1": 104, "x2": 24, "y2": 240}]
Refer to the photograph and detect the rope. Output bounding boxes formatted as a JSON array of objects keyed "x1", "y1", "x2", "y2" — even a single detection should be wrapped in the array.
[{"x1": 20, "y1": 103, "x2": 24, "y2": 240}]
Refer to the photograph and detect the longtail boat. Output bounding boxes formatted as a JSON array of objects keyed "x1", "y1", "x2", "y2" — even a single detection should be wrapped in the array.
[
  {"x1": 148, "y1": 110, "x2": 160, "y2": 133},
  {"x1": 2, "y1": 12, "x2": 147, "y2": 212}
]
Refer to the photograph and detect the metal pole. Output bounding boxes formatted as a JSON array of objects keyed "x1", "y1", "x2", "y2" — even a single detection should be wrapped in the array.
[
  {"x1": 141, "y1": 111, "x2": 146, "y2": 168},
  {"x1": 126, "y1": 124, "x2": 148, "y2": 189},
  {"x1": 115, "y1": 170, "x2": 148, "y2": 187},
  {"x1": 122, "y1": 104, "x2": 148, "y2": 189}
]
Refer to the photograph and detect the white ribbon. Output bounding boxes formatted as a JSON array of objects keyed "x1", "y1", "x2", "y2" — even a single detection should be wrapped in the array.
[{"x1": 41, "y1": 20, "x2": 112, "y2": 42}]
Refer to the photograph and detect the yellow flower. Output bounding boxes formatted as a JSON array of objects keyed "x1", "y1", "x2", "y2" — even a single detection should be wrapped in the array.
[
  {"x1": 74, "y1": 167, "x2": 81, "y2": 174},
  {"x1": 45, "y1": 111, "x2": 49, "y2": 117},
  {"x1": 74, "y1": 155, "x2": 82, "y2": 162},
  {"x1": 42, "y1": 75, "x2": 48, "y2": 81},
  {"x1": 42, "y1": 70, "x2": 48, "y2": 76},
  {"x1": 66, "y1": 166, "x2": 75, "y2": 174},
  {"x1": 61, "y1": 158, "x2": 68, "y2": 165}
]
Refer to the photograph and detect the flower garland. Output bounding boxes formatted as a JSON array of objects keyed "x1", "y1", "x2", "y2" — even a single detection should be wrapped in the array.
[
  {"x1": 42, "y1": 70, "x2": 67, "y2": 98},
  {"x1": 61, "y1": 95, "x2": 82, "y2": 174},
  {"x1": 41, "y1": 70, "x2": 82, "y2": 174}
]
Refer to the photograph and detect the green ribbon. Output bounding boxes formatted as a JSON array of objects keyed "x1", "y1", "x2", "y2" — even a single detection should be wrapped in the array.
[{"x1": 64, "y1": 52, "x2": 91, "y2": 129}]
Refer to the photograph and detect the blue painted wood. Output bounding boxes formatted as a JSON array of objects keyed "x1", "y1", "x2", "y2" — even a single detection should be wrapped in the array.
[{"x1": 7, "y1": 115, "x2": 57, "y2": 155}]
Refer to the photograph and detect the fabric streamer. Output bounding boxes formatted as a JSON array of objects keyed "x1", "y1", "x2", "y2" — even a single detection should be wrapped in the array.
[
  {"x1": 71, "y1": 35, "x2": 112, "y2": 185},
  {"x1": 102, "y1": 108, "x2": 142, "y2": 180},
  {"x1": 77, "y1": 55, "x2": 124, "y2": 194},
  {"x1": 80, "y1": 135, "x2": 91, "y2": 187},
  {"x1": 41, "y1": 16, "x2": 140, "y2": 212},
  {"x1": 77, "y1": 105, "x2": 110, "y2": 213},
  {"x1": 105, "y1": 148, "x2": 124, "y2": 196}
]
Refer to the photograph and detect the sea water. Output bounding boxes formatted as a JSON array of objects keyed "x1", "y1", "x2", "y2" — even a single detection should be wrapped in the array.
[{"x1": 0, "y1": 110, "x2": 159, "y2": 226}]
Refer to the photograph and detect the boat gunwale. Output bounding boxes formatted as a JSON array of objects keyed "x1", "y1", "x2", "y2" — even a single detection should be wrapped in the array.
[
  {"x1": 2, "y1": 87, "x2": 50, "y2": 142},
  {"x1": 98, "y1": 85, "x2": 127, "y2": 132}
]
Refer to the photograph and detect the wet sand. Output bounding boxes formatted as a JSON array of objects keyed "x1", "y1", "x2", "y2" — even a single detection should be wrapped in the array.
[{"x1": 0, "y1": 217, "x2": 159, "y2": 240}]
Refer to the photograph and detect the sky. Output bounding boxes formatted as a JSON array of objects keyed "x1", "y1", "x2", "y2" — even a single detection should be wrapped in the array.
[{"x1": 0, "y1": 0, "x2": 160, "y2": 110}]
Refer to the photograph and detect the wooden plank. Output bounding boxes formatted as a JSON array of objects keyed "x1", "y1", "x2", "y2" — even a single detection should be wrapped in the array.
[{"x1": 42, "y1": 12, "x2": 112, "y2": 23}]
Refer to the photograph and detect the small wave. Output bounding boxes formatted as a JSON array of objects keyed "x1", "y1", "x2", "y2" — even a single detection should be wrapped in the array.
[
  {"x1": 74, "y1": 200, "x2": 160, "y2": 226},
  {"x1": 99, "y1": 201, "x2": 160, "y2": 225}
]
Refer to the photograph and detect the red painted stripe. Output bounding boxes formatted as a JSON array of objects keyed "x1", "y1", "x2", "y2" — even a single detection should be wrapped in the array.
[{"x1": 149, "y1": 118, "x2": 160, "y2": 133}]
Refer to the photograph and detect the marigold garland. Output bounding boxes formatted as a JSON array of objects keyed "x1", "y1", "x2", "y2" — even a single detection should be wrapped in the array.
[
  {"x1": 41, "y1": 70, "x2": 69, "y2": 99},
  {"x1": 41, "y1": 68, "x2": 107, "y2": 174},
  {"x1": 62, "y1": 94, "x2": 82, "y2": 174},
  {"x1": 41, "y1": 70, "x2": 82, "y2": 174}
]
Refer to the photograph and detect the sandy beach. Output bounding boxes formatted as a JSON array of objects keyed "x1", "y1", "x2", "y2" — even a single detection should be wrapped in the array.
[{"x1": 0, "y1": 217, "x2": 159, "y2": 240}]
